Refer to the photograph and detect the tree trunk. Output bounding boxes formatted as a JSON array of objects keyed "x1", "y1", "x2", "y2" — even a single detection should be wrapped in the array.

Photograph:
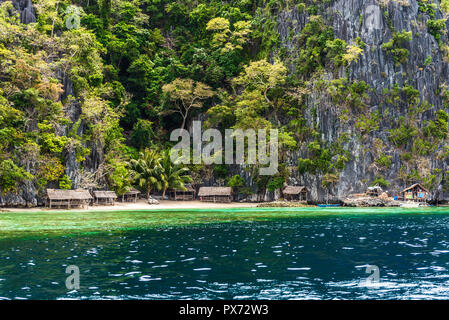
[
  {"x1": 273, "y1": 109, "x2": 281, "y2": 126},
  {"x1": 162, "y1": 187, "x2": 167, "y2": 199},
  {"x1": 181, "y1": 114, "x2": 187, "y2": 130}
]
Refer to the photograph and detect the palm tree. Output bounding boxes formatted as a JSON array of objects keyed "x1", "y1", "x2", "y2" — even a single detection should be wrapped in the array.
[
  {"x1": 130, "y1": 149, "x2": 163, "y2": 198},
  {"x1": 322, "y1": 172, "x2": 339, "y2": 205},
  {"x1": 160, "y1": 150, "x2": 193, "y2": 198}
]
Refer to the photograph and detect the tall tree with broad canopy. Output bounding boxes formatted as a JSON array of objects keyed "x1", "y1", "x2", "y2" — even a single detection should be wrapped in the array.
[{"x1": 162, "y1": 78, "x2": 215, "y2": 130}]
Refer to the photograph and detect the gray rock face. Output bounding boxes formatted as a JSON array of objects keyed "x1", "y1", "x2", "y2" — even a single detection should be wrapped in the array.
[
  {"x1": 273, "y1": 0, "x2": 449, "y2": 202},
  {"x1": 211, "y1": 0, "x2": 449, "y2": 203},
  {"x1": 18, "y1": 0, "x2": 36, "y2": 24},
  {"x1": 0, "y1": 1, "x2": 89, "y2": 207},
  {"x1": 0, "y1": 180, "x2": 38, "y2": 207},
  {"x1": 1, "y1": 0, "x2": 36, "y2": 24}
]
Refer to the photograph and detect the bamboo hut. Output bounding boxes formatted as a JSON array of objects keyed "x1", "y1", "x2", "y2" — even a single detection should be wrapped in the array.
[
  {"x1": 46, "y1": 189, "x2": 93, "y2": 209},
  {"x1": 168, "y1": 186, "x2": 196, "y2": 201},
  {"x1": 283, "y1": 186, "x2": 309, "y2": 202},
  {"x1": 198, "y1": 187, "x2": 232, "y2": 203},
  {"x1": 121, "y1": 189, "x2": 141, "y2": 202},
  {"x1": 93, "y1": 191, "x2": 117, "y2": 205},
  {"x1": 400, "y1": 183, "x2": 429, "y2": 202}
]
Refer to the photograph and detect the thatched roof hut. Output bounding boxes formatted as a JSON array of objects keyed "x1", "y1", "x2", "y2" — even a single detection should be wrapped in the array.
[
  {"x1": 93, "y1": 191, "x2": 118, "y2": 199},
  {"x1": 46, "y1": 189, "x2": 93, "y2": 209},
  {"x1": 182, "y1": 186, "x2": 196, "y2": 192},
  {"x1": 198, "y1": 187, "x2": 232, "y2": 203},
  {"x1": 400, "y1": 183, "x2": 429, "y2": 202},
  {"x1": 47, "y1": 189, "x2": 93, "y2": 201},
  {"x1": 283, "y1": 186, "x2": 308, "y2": 195},
  {"x1": 283, "y1": 186, "x2": 309, "y2": 202},
  {"x1": 93, "y1": 191, "x2": 117, "y2": 205},
  {"x1": 125, "y1": 189, "x2": 141, "y2": 195},
  {"x1": 168, "y1": 186, "x2": 196, "y2": 201},
  {"x1": 401, "y1": 183, "x2": 429, "y2": 194},
  {"x1": 198, "y1": 187, "x2": 232, "y2": 197},
  {"x1": 121, "y1": 188, "x2": 141, "y2": 202}
]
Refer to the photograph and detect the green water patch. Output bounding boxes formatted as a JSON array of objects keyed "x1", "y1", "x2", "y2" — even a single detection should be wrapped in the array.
[{"x1": 2, "y1": 207, "x2": 449, "y2": 240}]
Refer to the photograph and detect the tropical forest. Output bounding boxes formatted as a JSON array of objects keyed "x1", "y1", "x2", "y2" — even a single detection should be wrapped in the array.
[{"x1": 2, "y1": 0, "x2": 449, "y2": 205}]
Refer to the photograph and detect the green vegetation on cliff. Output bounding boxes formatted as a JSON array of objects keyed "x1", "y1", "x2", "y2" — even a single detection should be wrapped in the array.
[{"x1": 2, "y1": 0, "x2": 449, "y2": 201}]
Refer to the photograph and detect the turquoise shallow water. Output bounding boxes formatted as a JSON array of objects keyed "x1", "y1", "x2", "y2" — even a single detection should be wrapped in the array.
[{"x1": 2, "y1": 208, "x2": 449, "y2": 299}]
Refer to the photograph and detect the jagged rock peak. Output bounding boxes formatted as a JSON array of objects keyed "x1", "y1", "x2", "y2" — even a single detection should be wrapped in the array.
[{"x1": 1, "y1": 0, "x2": 36, "y2": 24}]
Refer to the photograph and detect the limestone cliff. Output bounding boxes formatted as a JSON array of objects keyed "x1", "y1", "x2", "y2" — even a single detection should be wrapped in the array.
[
  {"x1": 2, "y1": 0, "x2": 449, "y2": 206},
  {"x1": 1, "y1": 0, "x2": 36, "y2": 23},
  {"x1": 275, "y1": 0, "x2": 449, "y2": 202}
]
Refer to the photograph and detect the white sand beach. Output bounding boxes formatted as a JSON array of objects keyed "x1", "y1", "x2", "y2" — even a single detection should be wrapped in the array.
[{"x1": 1, "y1": 200, "x2": 259, "y2": 213}]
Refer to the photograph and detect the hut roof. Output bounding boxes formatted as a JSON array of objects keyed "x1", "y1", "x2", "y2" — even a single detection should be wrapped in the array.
[
  {"x1": 401, "y1": 183, "x2": 430, "y2": 194},
  {"x1": 170, "y1": 186, "x2": 196, "y2": 192},
  {"x1": 283, "y1": 186, "x2": 308, "y2": 195},
  {"x1": 198, "y1": 187, "x2": 232, "y2": 197},
  {"x1": 124, "y1": 188, "x2": 141, "y2": 195},
  {"x1": 47, "y1": 189, "x2": 93, "y2": 200},
  {"x1": 93, "y1": 191, "x2": 118, "y2": 199}
]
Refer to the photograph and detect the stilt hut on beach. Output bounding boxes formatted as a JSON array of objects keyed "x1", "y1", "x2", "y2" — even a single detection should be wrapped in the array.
[
  {"x1": 92, "y1": 191, "x2": 117, "y2": 205},
  {"x1": 283, "y1": 186, "x2": 309, "y2": 202},
  {"x1": 46, "y1": 189, "x2": 93, "y2": 209},
  {"x1": 198, "y1": 187, "x2": 232, "y2": 203},
  {"x1": 400, "y1": 183, "x2": 429, "y2": 202},
  {"x1": 168, "y1": 186, "x2": 196, "y2": 201},
  {"x1": 121, "y1": 189, "x2": 141, "y2": 202}
]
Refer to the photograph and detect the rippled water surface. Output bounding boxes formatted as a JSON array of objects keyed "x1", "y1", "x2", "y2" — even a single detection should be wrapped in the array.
[{"x1": 2, "y1": 209, "x2": 449, "y2": 299}]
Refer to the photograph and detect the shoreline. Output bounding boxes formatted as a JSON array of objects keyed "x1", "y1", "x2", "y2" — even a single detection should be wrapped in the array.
[
  {"x1": 0, "y1": 200, "x2": 260, "y2": 213},
  {"x1": 0, "y1": 199, "x2": 439, "y2": 213}
]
